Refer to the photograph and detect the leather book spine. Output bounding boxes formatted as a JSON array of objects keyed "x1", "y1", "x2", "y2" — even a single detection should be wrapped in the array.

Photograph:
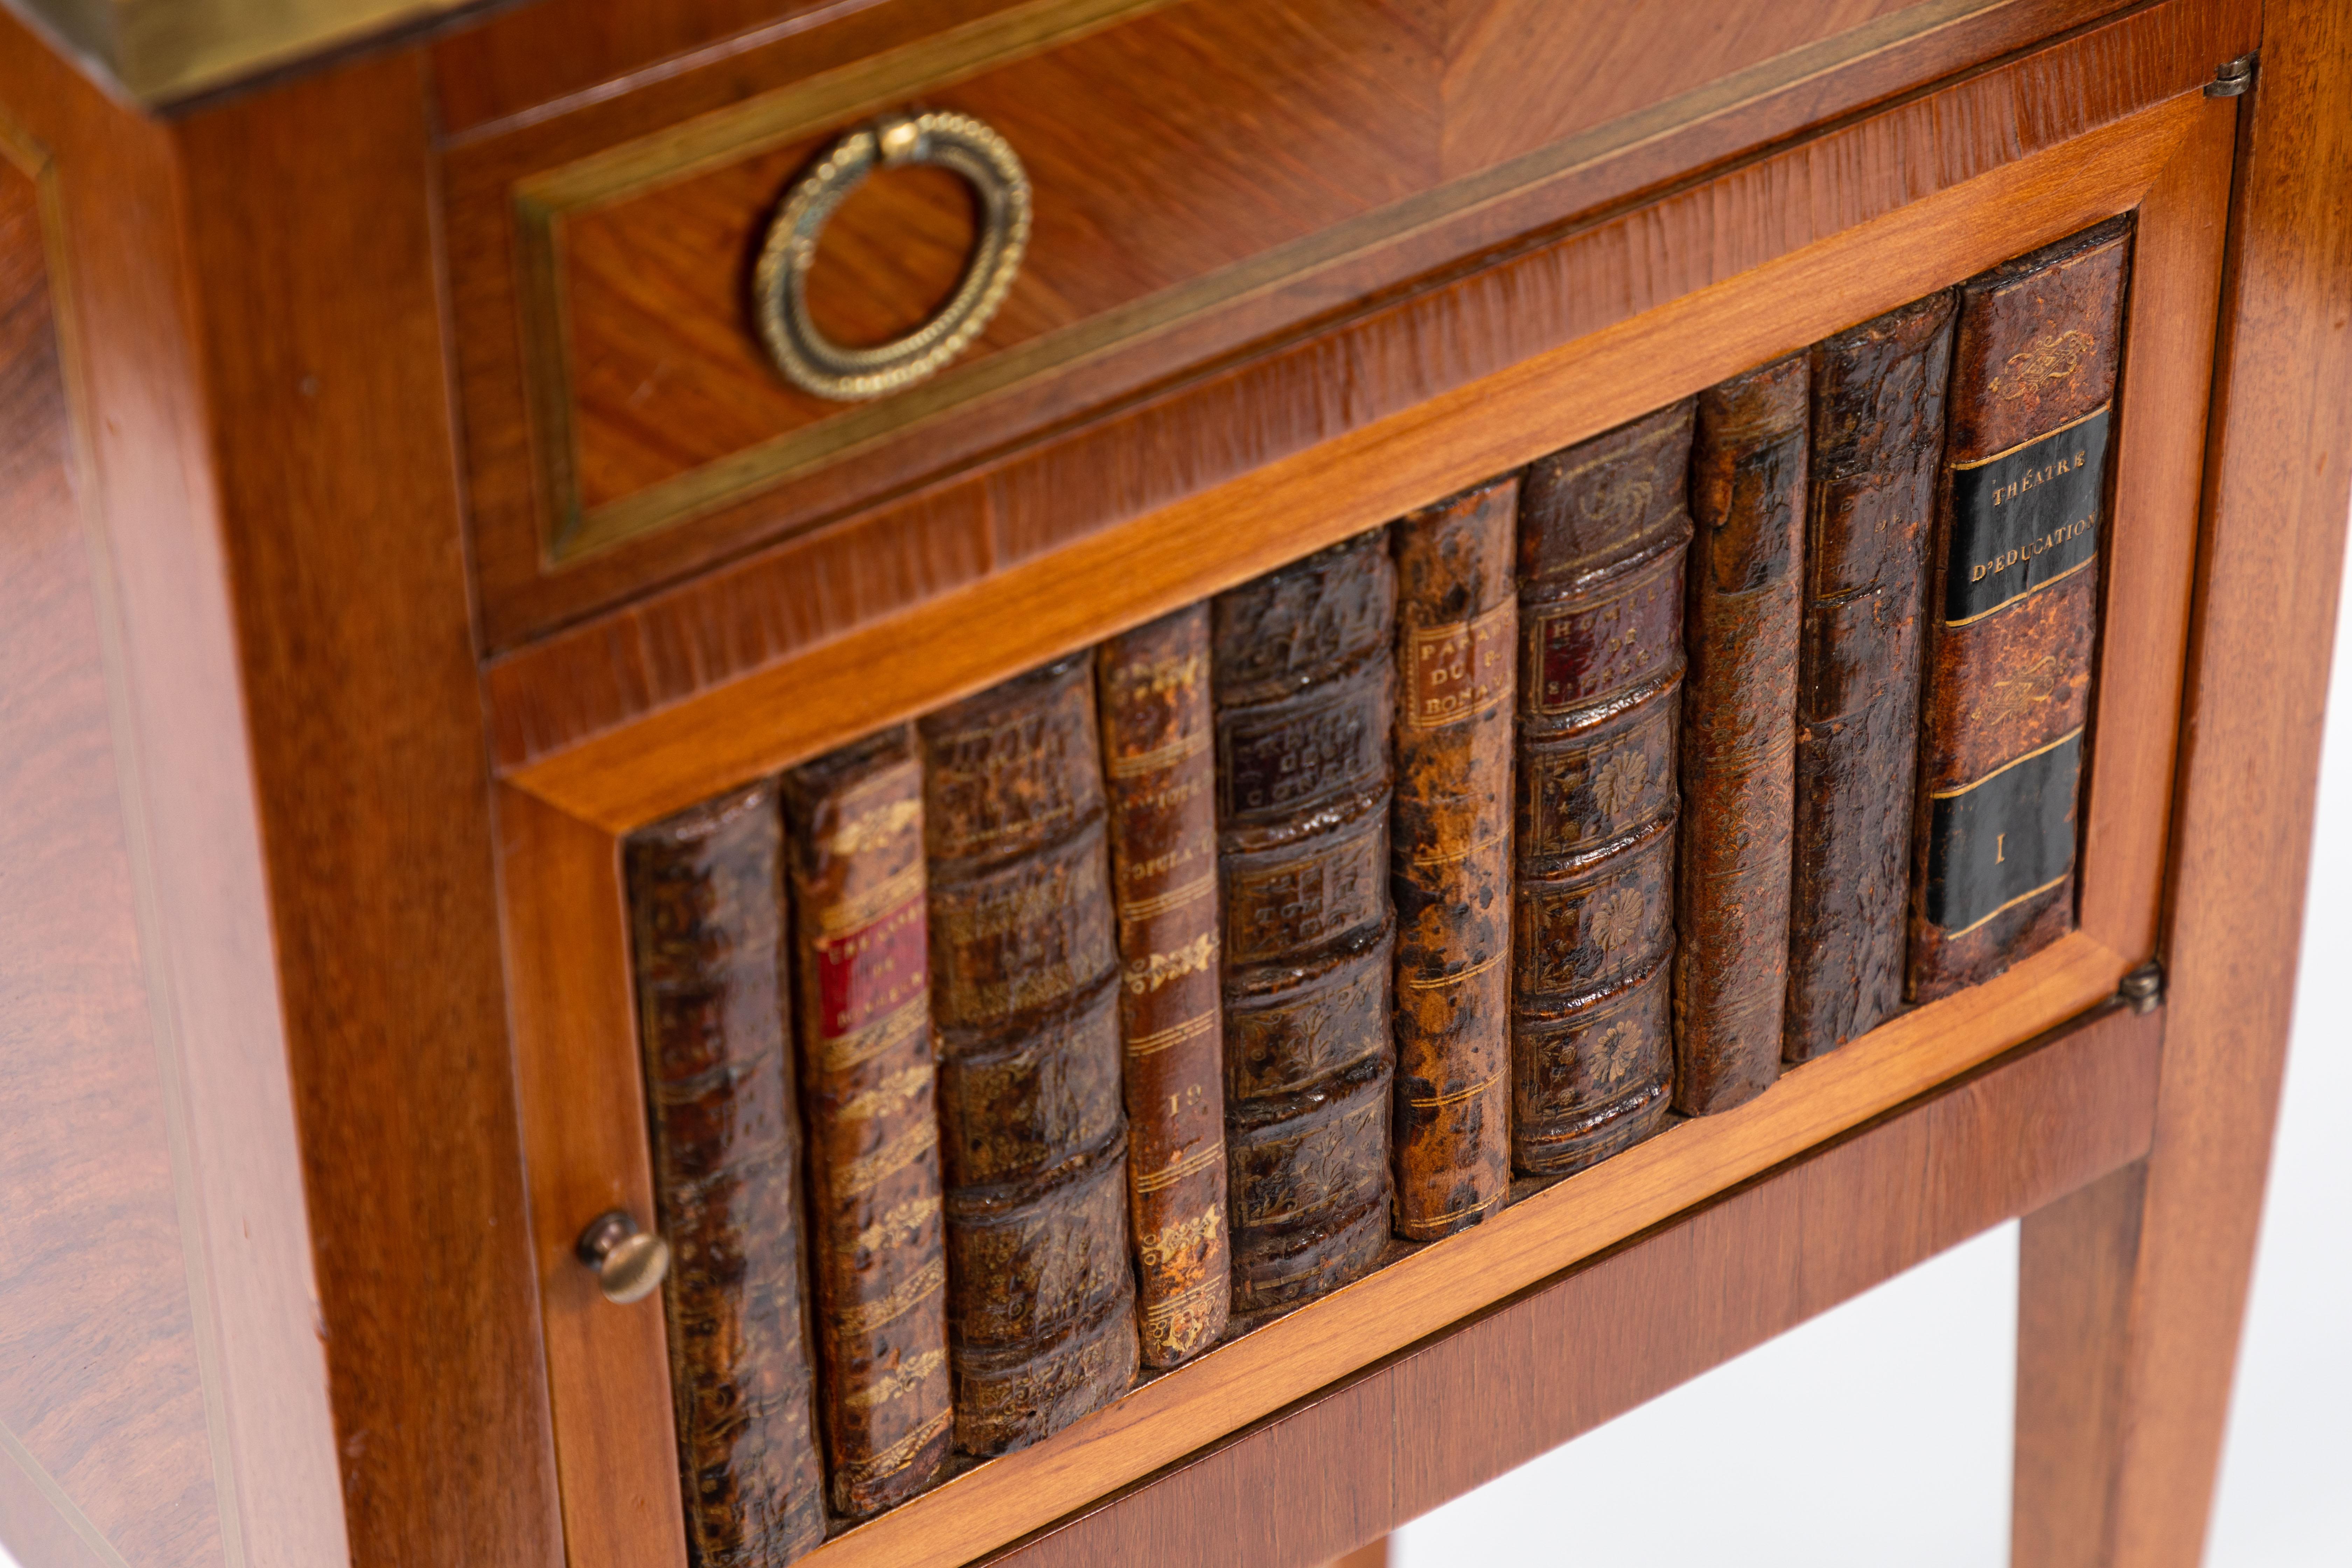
[
  {"x1": 1787, "y1": 291, "x2": 1956, "y2": 1060},
  {"x1": 919, "y1": 657, "x2": 1138, "y2": 1457},
  {"x1": 1212, "y1": 528, "x2": 1397, "y2": 1317},
  {"x1": 1512, "y1": 402, "x2": 1695, "y2": 1175},
  {"x1": 1910, "y1": 217, "x2": 2130, "y2": 1001},
  {"x1": 1388, "y1": 479, "x2": 1517, "y2": 1238},
  {"x1": 626, "y1": 784, "x2": 826, "y2": 1565},
  {"x1": 1095, "y1": 608, "x2": 1232, "y2": 1368},
  {"x1": 779, "y1": 731, "x2": 952, "y2": 1518},
  {"x1": 1674, "y1": 356, "x2": 1807, "y2": 1114}
]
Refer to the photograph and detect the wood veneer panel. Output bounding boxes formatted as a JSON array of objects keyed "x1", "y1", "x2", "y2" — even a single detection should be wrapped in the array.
[
  {"x1": 494, "y1": 65, "x2": 2238, "y2": 835},
  {"x1": 451, "y1": 0, "x2": 2155, "y2": 644},
  {"x1": 494, "y1": 786, "x2": 686, "y2": 1568},
  {"x1": 166, "y1": 52, "x2": 562, "y2": 1568},
  {"x1": 432, "y1": 0, "x2": 1037, "y2": 138},
  {"x1": 0, "y1": 19, "x2": 351, "y2": 1562},
  {"x1": 0, "y1": 119, "x2": 222, "y2": 1568},
  {"x1": 2015, "y1": 4, "x2": 2352, "y2": 1564},
  {"x1": 987, "y1": 999, "x2": 2163, "y2": 1568}
]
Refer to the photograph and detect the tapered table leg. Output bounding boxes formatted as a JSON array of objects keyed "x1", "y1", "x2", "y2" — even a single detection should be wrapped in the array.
[{"x1": 2012, "y1": 7, "x2": 2352, "y2": 1562}]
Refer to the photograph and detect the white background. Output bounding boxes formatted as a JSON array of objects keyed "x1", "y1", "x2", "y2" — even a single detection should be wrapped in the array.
[{"x1": 1393, "y1": 565, "x2": 2352, "y2": 1567}]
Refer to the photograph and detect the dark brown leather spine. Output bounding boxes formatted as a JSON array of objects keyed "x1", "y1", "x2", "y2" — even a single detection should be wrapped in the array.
[
  {"x1": 1095, "y1": 608, "x2": 1232, "y2": 1367},
  {"x1": 1910, "y1": 218, "x2": 2130, "y2": 1001},
  {"x1": 1512, "y1": 403, "x2": 1694, "y2": 1174},
  {"x1": 1674, "y1": 357, "x2": 1807, "y2": 1114},
  {"x1": 1212, "y1": 528, "x2": 1397, "y2": 1317},
  {"x1": 626, "y1": 785, "x2": 826, "y2": 1566},
  {"x1": 779, "y1": 732, "x2": 952, "y2": 1518},
  {"x1": 919, "y1": 658, "x2": 1138, "y2": 1456},
  {"x1": 1389, "y1": 480, "x2": 1516, "y2": 1238},
  {"x1": 1787, "y1": 292, "x2": 1956, "y2": 1060}
]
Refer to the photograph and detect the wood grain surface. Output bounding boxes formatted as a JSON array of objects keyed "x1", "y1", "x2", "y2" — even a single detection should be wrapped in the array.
[
  {"x1": 0, "y1": 117, "x2": 223, "y2": 1568},
  {"x1": 167, "y1": 53, "x2": 564, "y2": 1568},
  {"x1": 493, "y1": 48, "x2": 2242, "y2": 833},
  {"x1": 983, "y1": 999, "x2": 2164, "y2": 1568},
  {"x1": 497, "y1": 787, "x2": 686, "y2": 1568},
  {"x1": 2014, "y1": 4, "x2": 2352, "y2": 1563},
  {"x1": 449, "y1": 0, "x2": 2160, "y2": 645},
  {"x1": 0, "y1": 20, "x2": 351, "y2": 1567}
]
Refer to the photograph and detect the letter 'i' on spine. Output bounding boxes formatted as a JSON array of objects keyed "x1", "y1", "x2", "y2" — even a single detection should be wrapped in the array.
[
  {"x1": 1388, "y1": 481, "x2": 1516, "y2": 1238},
  {"x1": 1674, "y1": 355, "x2": 1807, "y2": 1114},
  {"x1": 1096, "y1": 608, "x2": 1232, "y2": 1366},
  {"x1": 918, "y1": 658, "x2": 1139, "y2": 1457},
  {"x1": 1510, "y1": 403, "x2": 1693, "y2": 1175},
  {"x1": 1212, "y1": 528, "x2": 1398, "y2": 1321},
  {"x1": 625, "y1": 784, "x2": 826, "y2": 1565},
  {"x1": 1909, "y1": 216, "x2": 2130, "y2": 1001},
  {"x1": 1785, "y1": 290, "x2": 1955, "y2": 1061},
  {"x1": 778, "y1": 730, "x2": 952, "y2": 1518}
]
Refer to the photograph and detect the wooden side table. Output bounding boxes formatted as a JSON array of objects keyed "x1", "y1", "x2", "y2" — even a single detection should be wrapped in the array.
[{"x1": 0, "y1": 3, "x2": 2344, "y2": 1565}]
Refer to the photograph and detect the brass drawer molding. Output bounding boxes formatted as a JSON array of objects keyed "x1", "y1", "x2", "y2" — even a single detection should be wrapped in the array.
[{"x1": 754, "y1": 111, "x2": 1032, "y2": 402}]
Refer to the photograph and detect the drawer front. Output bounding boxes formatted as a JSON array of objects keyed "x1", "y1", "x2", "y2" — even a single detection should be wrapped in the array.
[{"x1": 446, "y1": 0, "x2": 2128, "y2": 648}]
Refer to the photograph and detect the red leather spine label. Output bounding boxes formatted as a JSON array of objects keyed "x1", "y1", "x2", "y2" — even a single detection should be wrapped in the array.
[{"x1": 781, "y1": 730, "x2": 952, "y2": 1520}]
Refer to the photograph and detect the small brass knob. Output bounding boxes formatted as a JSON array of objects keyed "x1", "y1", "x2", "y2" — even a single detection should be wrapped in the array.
[{"x1": 575, "y1": 1209, "x2": 670, "y2": 1306}]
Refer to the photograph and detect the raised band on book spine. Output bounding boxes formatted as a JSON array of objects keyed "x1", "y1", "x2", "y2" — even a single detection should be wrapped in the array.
[
  {"x1": 1511, "y1": 403, "x2": 1694, "y2": 1175},
  {"x1": 626, "y1": 784, "x2": 826, "y2": 1565},
  {"x1": 1675, "y1": 356, "x2": 1807, "y2": 1114},
  {"x1": 919, "y1": 657, "x2": 1139, "y2": 1456},
  {"x1": 1213, "y1": 528, "x2": 1398, "y2": 1317},
  {"x1": 1096, "y1": 607, "x2": 1232, "y2": 1366},
  {"x1": 780, "y1": 731, "x2": 953, "y2": 1518},
  {"x1": 1389, "y1": 479, "x2": 1517, "y2": 1238},
  {"x1": 1909, "y1": 217, "x2": 2129, "y2": 1001},
  {"x1": 1786, "y1": 290, "x2": 1955, "y2": 1061}
]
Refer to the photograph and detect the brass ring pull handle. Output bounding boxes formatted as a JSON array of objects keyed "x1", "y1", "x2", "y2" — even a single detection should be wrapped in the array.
[
  {"x1": 575, "y1": 1209, "x2": 670, "y2": 1306},
  {"x1": 753, "y1": 110, "x2": 1031, "y2": 402}
]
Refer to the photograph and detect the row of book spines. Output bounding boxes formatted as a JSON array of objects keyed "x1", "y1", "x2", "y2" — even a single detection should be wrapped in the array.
[
  {"x1": 625, "y1": 217, "x2": 2132, "y2": 1554},
  {"x1": 626, "y1": 672, "x2": 1228, "y2": 1550}
]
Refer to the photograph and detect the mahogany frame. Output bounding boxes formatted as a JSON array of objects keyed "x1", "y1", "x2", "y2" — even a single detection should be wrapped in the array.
[{"x1": 495, "y1": 68, "x2": 2236, "y2": 1568}]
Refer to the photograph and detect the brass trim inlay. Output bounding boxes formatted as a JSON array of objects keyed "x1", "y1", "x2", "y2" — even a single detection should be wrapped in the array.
[{"x1": 515, "y1": 0, "x2": 2042, "y2": 562}]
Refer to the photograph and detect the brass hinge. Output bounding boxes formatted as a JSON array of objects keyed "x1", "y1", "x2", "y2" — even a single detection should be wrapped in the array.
[
  {"x1": 2206, "y1": 55, "x2": 2257, "y2": 98},
  {"x1": 2119, "y1": 960, "x2": 2165, "y2": 1015}
]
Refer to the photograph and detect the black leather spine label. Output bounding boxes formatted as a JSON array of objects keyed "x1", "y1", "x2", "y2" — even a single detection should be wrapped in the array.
[
  {"x1": 1922, "y1": 728, "x2": 2083, "y2": 933},
  {"x1": 1945, "y1": 405, "x2": 2110, "y2": 625}
]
